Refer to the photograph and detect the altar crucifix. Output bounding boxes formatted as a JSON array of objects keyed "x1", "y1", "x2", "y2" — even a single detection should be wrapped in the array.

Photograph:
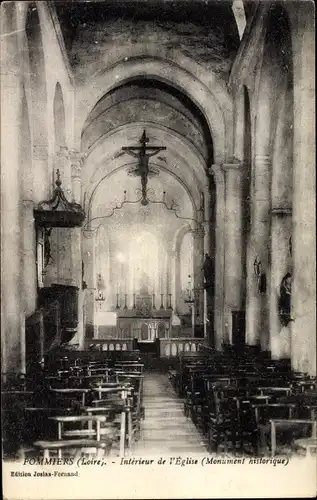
[{"x1": 122, "y1": 130, "x2": 166, "y2": 205}]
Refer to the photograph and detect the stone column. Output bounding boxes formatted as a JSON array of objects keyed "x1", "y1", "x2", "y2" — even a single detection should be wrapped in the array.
[
  {"x1": 290, "y1": 5, "x2": 316, "y2": 375},
  {"x1": 269, "y1": 209, "x2": 292, "y2": 359},
  {"x1": 222, "y1": 162, "x2": 244, "y2": 344},
  {"x1": 203, "y1": 188, "x2": 212, "y2": 255},
  {"x1": 32, "y1": 144, "x2": 49, "y2": 203},
  {"x1": 209, "y1": 165, "x2": 225, "y2": 349},
  {"x1": 57, "y1": 146, "x2": 72, "y2": 199},
  {"x1": 165, "y1": 251, "x2": 173, "y2": 309},
  {"x1": 70, "y1": 151, "x2": 85, "y2": 205},
  {"x1": 192, "y1": 228, "x2": 205, "y2": 328},
  {"x1": 69, "y1": 152, "x2": 85, "y2": 347},
  {"x1": 82, "y1": 230, "x2": 97, "y2": 340},
  {"x1": 1, "y1": 3, "x2": 24, "y2": 374},
  {"x1": 22, "y1": 201, "x2": 37, "y2": 316},
  {"x1": 170, "y1": 248, "x2": 179, "y2": 312},
  {"x1": 245, "y1": 155, "x2": 271, "y2": 349}
]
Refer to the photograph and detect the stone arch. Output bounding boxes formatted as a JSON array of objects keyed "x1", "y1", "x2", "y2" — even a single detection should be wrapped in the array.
[
  {"x1": 76, "y1": 56, "x2": 230, "y2": 163},
  {"x1": 86, "y1": 163, "x2": 198, "y2": 230}
]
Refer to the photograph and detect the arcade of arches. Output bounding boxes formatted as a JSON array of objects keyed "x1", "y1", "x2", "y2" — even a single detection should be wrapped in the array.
[{"x1": 1, "y1": 1, "x2": 315, "y2": 378}]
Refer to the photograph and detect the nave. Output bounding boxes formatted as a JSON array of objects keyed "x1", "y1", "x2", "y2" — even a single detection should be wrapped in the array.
[{"x1": 1, "y1": 0, "x2": 316, "y2": 478}]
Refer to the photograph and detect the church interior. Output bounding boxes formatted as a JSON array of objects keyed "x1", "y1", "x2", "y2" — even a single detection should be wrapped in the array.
[{"x1": 1, "y1": 0, "x2": 316, "y2": 460}]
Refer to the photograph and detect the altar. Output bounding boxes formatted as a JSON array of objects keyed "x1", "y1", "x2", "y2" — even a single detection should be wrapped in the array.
[{"x1": 96, "y1": 294, "x2": 173, "y2": 341}]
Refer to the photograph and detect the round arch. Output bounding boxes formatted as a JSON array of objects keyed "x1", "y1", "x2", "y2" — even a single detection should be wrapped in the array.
[
  {"x1": 76, "y1": 56, "x2": 231, "y2": 163},
  {"x1": 86, "y1": 162, "x2": 198, "y2": 229}
]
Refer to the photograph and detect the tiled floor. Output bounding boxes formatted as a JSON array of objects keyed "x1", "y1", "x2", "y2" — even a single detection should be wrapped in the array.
[{"x1": 133, "y1": 373, "x2": 208, "y2": 455}]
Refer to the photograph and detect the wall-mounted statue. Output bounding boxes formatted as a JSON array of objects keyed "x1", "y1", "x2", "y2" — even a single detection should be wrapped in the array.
[
  {"x1": 278, "y1": 272, "x2": 292, "y2": 326},
  {"x1": 253, "y1": 256, "x2": 266, "y2": 294},
  {"x1": 202, "y1": 253, "x2": 213, "y2": 287}
]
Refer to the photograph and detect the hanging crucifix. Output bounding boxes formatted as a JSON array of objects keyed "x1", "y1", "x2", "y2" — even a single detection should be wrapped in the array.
[{"x1": 122, "y1": 130, "x2": 166, "y2": 205}]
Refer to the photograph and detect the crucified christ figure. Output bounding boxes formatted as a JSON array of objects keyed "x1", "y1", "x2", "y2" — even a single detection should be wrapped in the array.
[{"x1": 122, "y1": 130, "x2": 166, "y2": 205}]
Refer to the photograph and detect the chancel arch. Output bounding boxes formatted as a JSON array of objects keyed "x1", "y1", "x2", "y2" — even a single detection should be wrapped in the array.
[{"x1": 75, "y1": 58, "x2": 231, "y2": 164}]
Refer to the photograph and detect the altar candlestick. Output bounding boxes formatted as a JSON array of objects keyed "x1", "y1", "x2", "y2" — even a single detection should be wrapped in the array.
[
  {"x1": 116, "y1": 293, "x2": 120, "y2": 310},
  {"x1": 124, "y1": 294, "x2": 128, "y2": 309},
  {"x1": 152, "y1": 293, "x2": 156, "y2": 310},
  {"x1": 168, "y1": 293, "x2": 172, "y2": 309},
  {"x1": 160, "y1": 294, "x2": 164, "y2": 310}
]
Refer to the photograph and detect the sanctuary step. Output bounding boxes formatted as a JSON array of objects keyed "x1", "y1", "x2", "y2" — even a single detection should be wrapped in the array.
[{"x1": 133, "y1": 373, "x2": 207, "y2": 455}]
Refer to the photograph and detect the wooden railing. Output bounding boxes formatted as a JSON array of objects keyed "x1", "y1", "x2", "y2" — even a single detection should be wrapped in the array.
[
  {"x1": 159, "y1": 338, "x2": 203, "y2": 357},
  {"x1": 85, "y1": 339, "x2": 134, "y2": 352}
]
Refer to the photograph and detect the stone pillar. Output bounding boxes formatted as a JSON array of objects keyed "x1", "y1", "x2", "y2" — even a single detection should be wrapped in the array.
[
  {"x1": 22, "y1": 201, "x2": 37, "y2": 316},
  {"x1": 83, "y1": 230, "x2": 97, "y2": 340},
  {"x1": 33, "y1": 144, "x2": 49, "y2": 202},
  {"x1": 171, "y1": 248, "x2": 179, "y2": 312},
  {"x1": 70, "y1": 150, "x2": 85, "y2": 204},
  {"x1": 222, "y1": 162, "x2": 244, "y2": 344},
  {"x1": 192, "y1": 228, "x2": 205, "y2": 328},
  {"x1": 210, "y1": 165, "x2": 225, "y2": 349},
  {"x1": 290, "y1": 6, "x2": 316, "y2": 375},
  {"x1": 57, "y1": 146, "x2": 72, "y2": 199},
  {"x1": 1, "y1": 3, "x2": 24, "y2": 374},
  {"x1": 245, "y1": 155, "x2": 271, "y2": 349},
  {"x1": 203, "y1": 189, "x2": 212, "y2": 255},
  {"x1": 69, "y1": 152, "x2": 85, "y2": 347},
  {"x1": 269, "y1": 209, "x2": 292, "y2": 359},
  {"x1": 165, "y1": 251, "x2": 172, "y2": 308}
]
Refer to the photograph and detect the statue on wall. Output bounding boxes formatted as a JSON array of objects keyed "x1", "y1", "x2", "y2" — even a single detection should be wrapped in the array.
[
  {"x1": 253, "y1": 255, "x2": 267, "y2": 294},
  {"x1": 278, "y1": 272, "x2": 292, "y2": 326},
  {"x1": 202, "y1": 253, "x2": 213, "y2": 287}
]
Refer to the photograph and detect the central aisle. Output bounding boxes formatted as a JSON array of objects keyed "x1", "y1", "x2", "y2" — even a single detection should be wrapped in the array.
[{"x1": 133, "y1": 372, "x2": 208, "y2": 455}]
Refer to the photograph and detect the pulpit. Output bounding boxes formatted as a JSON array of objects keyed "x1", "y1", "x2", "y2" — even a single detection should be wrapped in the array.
[{"x1": 38, "y1": 284, "x2": 79, "y2": 343}]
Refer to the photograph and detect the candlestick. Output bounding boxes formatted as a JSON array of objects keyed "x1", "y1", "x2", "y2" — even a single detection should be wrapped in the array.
[
  {"x1": 124, "y1": 294, "x2": 128, "y2": 309},
  {"x1": 160, "y1": 294, "x2": 164, "y2": 310},
  {"x1": 133, "y1": 293, "x2": 136, "y2": 309},
  {"x1": 152, "y1": 293, "x2": 156, "y2": 310},
  {"x1": 116, "y1": 293, "x2": 120, "y2": 310},
  {"x1": 168, "y1": 293, "x2": 172, "y2": 309}
]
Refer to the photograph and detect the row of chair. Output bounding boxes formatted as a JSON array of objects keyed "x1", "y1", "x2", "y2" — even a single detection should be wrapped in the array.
[
  {"x1": 169, "y1": 348, "x2": 317, "y2": 456},
  {"x1": 2, "y1": 352, "x2": 145, "y2": 460}
]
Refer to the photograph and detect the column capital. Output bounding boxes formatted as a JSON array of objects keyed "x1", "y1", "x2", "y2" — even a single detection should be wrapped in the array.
[
  {"x1": 33, "y1": 144, "x2": 48, "y2": 160},
  {"x1": 68, "y1": 149, "x2": 86, "y2": 165},
  {"x1": 191, "y1": 227, "x2": 205, "y2": 239},
  {"x1": 209, "y1": 164, "x2": 225, "y2": 184},
  {"x1": 254, "y1": 154, "x2": 271, "y2": 166},
  {"x1": 221, "y1": 161, "x2": 242, "y2": 171},
  {"x1": 57, "y1": 146, "x2": 69, "y2": 159}
]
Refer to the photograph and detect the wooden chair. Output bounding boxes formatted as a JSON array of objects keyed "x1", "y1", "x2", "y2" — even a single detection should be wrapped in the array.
[
  {"x1": 33, "y1": 439, "x2": 111, "y2": 459},
  {"x1": 270, "y1": 419, "x2": 317, "y2": 457},
  {"x1": 294, "y1": 437, "x2": 317, "y2": 455},
  {"x1": 252, "y1": 403, "x2": 297, "y2": 455},
  {"x1": 208, "y1": 389, "x2": 240, "y2": 454},
  {"x1": 91, "y1": 385, "x2": 134, "y2": 456}
]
